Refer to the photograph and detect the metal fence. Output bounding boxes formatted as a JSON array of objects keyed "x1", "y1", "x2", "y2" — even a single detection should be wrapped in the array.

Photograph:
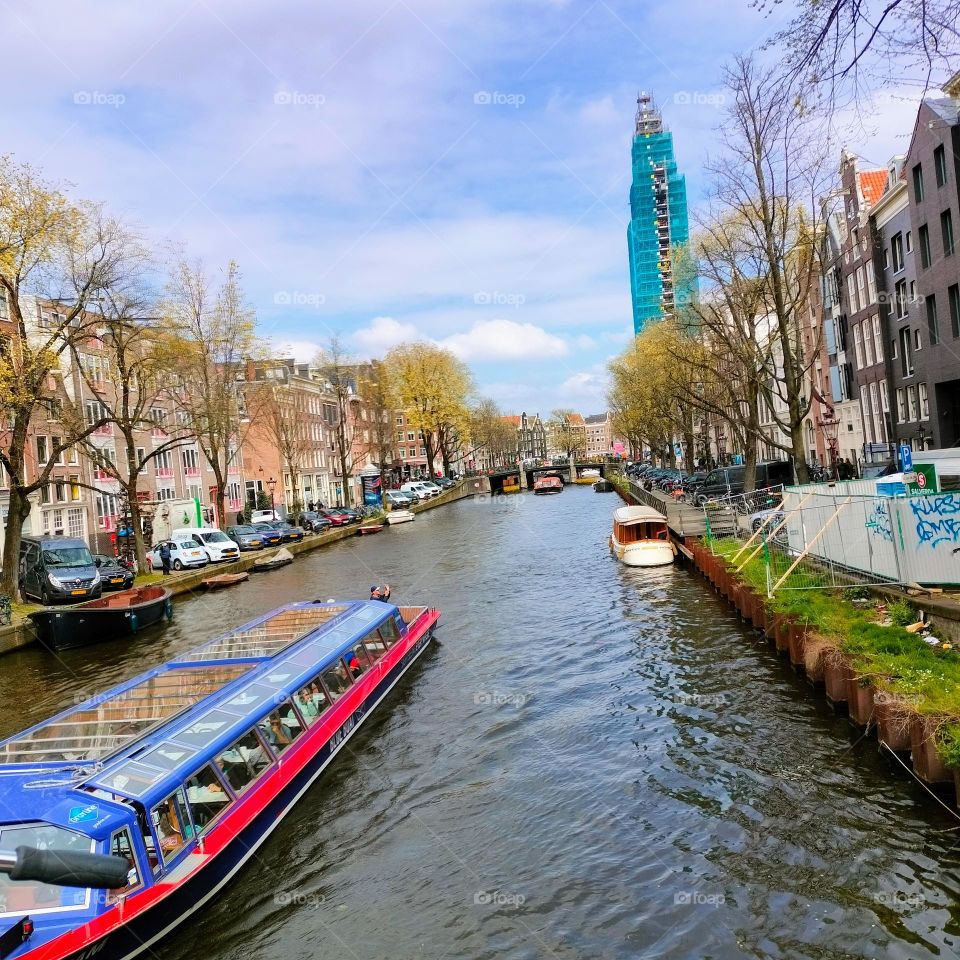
[{"x1": 704, "y1": 482, "x2": 960, "y2": 596}]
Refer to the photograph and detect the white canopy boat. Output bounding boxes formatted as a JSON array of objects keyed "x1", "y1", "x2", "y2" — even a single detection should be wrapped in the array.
[
  {"x1": 385, "y1": 509, "x2": 416, "y2": 525},
  {"x1": 610, "y1": 505, "x2": 676, "y2": 567}
]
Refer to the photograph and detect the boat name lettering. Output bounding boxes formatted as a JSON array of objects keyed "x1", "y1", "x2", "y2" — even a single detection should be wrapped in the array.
[
  {"x1": 329, "y1": 714, "x2": 358, "y2": 751},
  {"x1": 68, "y1": 803, "x2": 99, "y2": 824}
]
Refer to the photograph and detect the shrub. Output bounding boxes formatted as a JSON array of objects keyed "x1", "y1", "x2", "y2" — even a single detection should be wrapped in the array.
[{"x1": 888, "y1": 599, "x2": 917, "y2": 627}]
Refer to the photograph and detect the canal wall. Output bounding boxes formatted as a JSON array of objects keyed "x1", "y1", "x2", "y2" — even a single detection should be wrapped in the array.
[
  {"x1": 0, "y1": 477, "x2": 490, "y2": 655},
  {"x1": 684, "y1": 541, "x2": 960, "y2": 805}
]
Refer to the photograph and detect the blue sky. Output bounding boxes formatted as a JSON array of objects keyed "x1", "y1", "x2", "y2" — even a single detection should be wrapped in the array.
[{"x1": 5, "y1": 0, "x2": 915, "y2": 414}]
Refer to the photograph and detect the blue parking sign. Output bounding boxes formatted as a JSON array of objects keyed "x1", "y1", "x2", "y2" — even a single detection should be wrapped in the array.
[{"x1": 899, "y1": 443, "x2": 913, "y2": 472}]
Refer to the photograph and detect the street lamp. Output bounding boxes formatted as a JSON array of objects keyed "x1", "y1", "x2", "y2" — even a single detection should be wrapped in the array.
[
  {"x1": 817, "y1": 414, "x2": 840, "y2": 478},
  {"x1": 918, "y1": 424, "x2": 927, "y2": 451},
  {"x1": 267, "y1": 476, "x2": 277, "y2": 520}
]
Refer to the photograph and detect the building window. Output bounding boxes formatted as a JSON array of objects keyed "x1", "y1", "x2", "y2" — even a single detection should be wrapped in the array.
[
  {"x1": 872, "y1": 315, "x2": 883, "y2": 362},
  {"x1": 856, "y1": 265, "x2": 866, "y2": 308},
  {"x1": 883, "y1": 248, "x2": 890, "y2": 269},
  {"x1": 900, "y1": 328, "x2": 914, "y2": 376},
  {"x1": 913, "y1": 163, "x2": 924, "y2": 201},
  {"x1": 897, "y1": 388, "x2": 906, "y2": 422},
  {"x1": 941, "y1": 209, "x2": 955, "y2": 257},
  {"x1": 950, "y1": 284, "x2": 960, "y2": 339},
  {"x1": 919, "y1": 224, "x2": 931, "y2": 268},
  {"x1": 935, "y1": 145, "x2": 947, "y2": 187},
  {"x1": 847, "y1": 273, "x2": 859, "y2": 314},
  {"x1": 914, "y1": 328, "x2": 922, "y2": 351},
  {"x1": 865, "y1": 260, "x2": 877, "y2": 304},
  {"x1": 919, "y1": 382, "x2": 929, "y2": 419},
  {"x1": 908, "y1": 385, "x2": 919, "y2": 421},
  {"x1": 926, "y1": 294, "x2": 940, "y2": 345},
  {"x1": 398, "y1": 448, "x2": 405, "y2": 459},
  {"x1": 67, "y1": 508, "x2": 83, "y2": 539},
  {"x1": 909, "y1": 279, "x2": 917, "y2": 303},
  {"x1": 69, "y1": 476, "x2": 80, "y2": 501},
  {"x1": 853, "y1": 323, "x2": 864, "y2": 368},
  {"x1": 890, "y1": 337, "x2": 897, "y2": 359},
  {"x1": 36, "y1": 436, "x2": 47, "y2": 465},
  {"x1": 894, "y1": 279, "x2": 908, "y2": 319},
  {"x1": 862, "y1": 320, "x2": 874, "y2": 366},
  {"x1": 891, "y1": 231, "x2": 904, "y2": 272},
  {"x1": 906, "y1": 230, "x2": 912, "y2": 253},
  {"x1": 407, "y1": 432, "x2": 415, "y2": 442}
]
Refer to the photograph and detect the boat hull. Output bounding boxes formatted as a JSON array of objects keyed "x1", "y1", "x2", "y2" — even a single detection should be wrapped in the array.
[
  {"x1": 610, "y1": 536, "x2": 675, "y2": 567},
  {"x1": 28, "y1": 589, "x2": 172, "y2": 651},
  {"x1": 385, "y1": 511, "x2": 415, "y2": 524},
  {"x1": 20, "y1": 618, "x2": 436, "y2": 960}
]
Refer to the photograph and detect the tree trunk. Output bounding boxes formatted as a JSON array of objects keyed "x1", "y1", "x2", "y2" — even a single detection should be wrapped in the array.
[
  {"x1": 683, "y1": 425, "x2": 695, "y2": 473},
  {"x1": 790, "y1": 422, "x2": 808, "y2": 485},
  {"x1": 0, "y1": 485, "x2": 31, "y2": 601},
  {"x1": 126, "y1": 489, "x2": 148, "y2": 572},
  {"x1": 212, "y1": 467, "x2": 227, "y2": 528}
]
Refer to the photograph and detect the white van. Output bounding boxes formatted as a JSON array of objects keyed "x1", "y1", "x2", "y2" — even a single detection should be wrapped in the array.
[
  {"x1": 400, "y1": 481, "x2": 433, "y2": 501},
  {"x1": 172, "y1": 527, "x2": 241, "y2": 563},
  {"x1": 250, "y1": 509, "x2": 283, "y2": 524}
]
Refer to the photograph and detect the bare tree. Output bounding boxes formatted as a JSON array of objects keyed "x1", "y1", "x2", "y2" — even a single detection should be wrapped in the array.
[
  {"x1": 317, "y1": 337, "x2": 357, "y2": 507},
  {"x1": 165, "y1": 258, "x2": 256, "y2": 527},
  {"x1": 358, "y1": 360, "x2": 395, "y2": 501}
]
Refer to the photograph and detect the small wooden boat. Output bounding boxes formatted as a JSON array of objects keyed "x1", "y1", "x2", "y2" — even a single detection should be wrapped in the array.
[
  {"x1": 610, "y1": 505, "x2": 676, "y2": 567},
  {"x1": 252, "y1": 547, "x2": 294, "y2": 572},
  {"x1": 533, "y1": 476, "x2": 563, "y2": 495},
  {"x1": 358, "y1": 524, "x2": 384, "y2": 535},
  {"x1": 202, "y1": 572, "x2": 249, "y2": 590},
  {"x1": 385, "y1": 509, "x2": 415, "y2": 525},
  {"x1": 594, "y1": 479, "x2": 614, "y2": 492},
  {"x1": 28, "y1": 585, "x2": 173, "y2": 651}
]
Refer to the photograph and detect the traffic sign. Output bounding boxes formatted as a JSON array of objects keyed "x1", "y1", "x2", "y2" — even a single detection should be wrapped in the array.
[{"x1": 899, "y1": 443, "x2": 913, "y2": 472}]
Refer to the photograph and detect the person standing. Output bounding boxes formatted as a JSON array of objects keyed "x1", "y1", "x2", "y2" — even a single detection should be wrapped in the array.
[{"x1": 159, "y1": 541, "x2": 172, "y2": 576}]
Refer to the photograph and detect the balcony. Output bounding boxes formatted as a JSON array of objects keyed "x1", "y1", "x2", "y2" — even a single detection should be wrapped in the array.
[
  {"x1": 184, "y1": 466, "x2": 201, "y2": 478},
  {"x1": 94, "y1": 423, "x2": 113, "y2": 437},
  {"x1": 155, "y1": 466, "x2": 174, "y2": 479},
  {"x1": 99, "y1": 513, "x2": 117, "y2": 531}
]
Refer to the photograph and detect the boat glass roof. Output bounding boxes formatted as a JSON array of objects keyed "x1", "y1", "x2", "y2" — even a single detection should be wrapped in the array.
[
  {"x1": 176, "y1": 605, "x2": 349, "y2": 662},
  {"x1": 0, "y1": 664, "x2": 252, "y2": 765}
]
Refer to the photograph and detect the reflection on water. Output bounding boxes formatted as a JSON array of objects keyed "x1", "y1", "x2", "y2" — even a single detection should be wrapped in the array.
[{"x1": 4, "y1": 489, "x2": 960, "y2": 959}]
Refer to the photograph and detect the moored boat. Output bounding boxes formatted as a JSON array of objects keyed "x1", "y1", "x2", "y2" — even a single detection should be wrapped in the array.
[
  {"x1": 0, "y1": 597, "x2": 440, "y2": 960},
  {"x1": 251, "y1": 547, "x2": 293, "y2": 572},
  {"x1": 28, "y1": 586, "x2": 173, "y2": 651},
  {"x1": 384, "y1": 509, "x2": 415, "y2": 525},
  {"x1": 533, "y1": 476, "x2": 563, "y2": 495},
  {"x1": 610, "y1": 505, "x2": 676, "y2": 567},
  {"x1": 201, "y1": 573, "x2": 249, "y2": 590},
  {"x1": 357, "y1": 524, "x2": 384, "y2": 535},
  {"x1": 593, "y1": 479, "x2": 614, "y2": 492}
]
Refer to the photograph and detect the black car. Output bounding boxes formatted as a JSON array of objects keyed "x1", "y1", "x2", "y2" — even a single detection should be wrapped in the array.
[
  {"x1": 93, "y1": 554, "x2": 135, "y2": 591},
  {"x1": 299, "y1": 511, "x2": 333, "y2": 533},
  {"x1": 271, "y1": 521, "x2": 305, "y2": 543}
]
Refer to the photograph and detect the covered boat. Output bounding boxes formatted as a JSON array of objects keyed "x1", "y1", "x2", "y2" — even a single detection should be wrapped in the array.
[
  {"x1": 384, "y1": 509, "x2": 415, "y2": 525},
  {"x1": 610, "y1": 505, "x2": 676, "y2": 567},
  {"x1": 28, "y1": 586, "x2": 172, "y2": 651},
  {"x1": 251, "y1": 547, "x2": 293, "y2": 572},
  {"x1": 0, "y1": 598, "x2": 440, "y2": 959},
  {"x1": 533, "y1": 476, "x2": 563, "y2": 495},
  {"x1": 593, "y1": 479, "x2": 614, "y2": 492}
]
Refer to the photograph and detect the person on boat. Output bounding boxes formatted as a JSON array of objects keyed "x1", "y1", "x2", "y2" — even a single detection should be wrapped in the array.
[
  {"x1": 370, "y1": 584, "x2": 391, "y2": 601},
  {"x1": 159, "y1": 541, "x2": 172, "y2": 576}
]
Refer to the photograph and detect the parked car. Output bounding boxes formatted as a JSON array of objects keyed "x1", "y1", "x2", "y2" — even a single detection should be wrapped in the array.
[
  {"x1": 171, "y1": 527, "x2": 241, "y2": 563},
  {"x1": 861, "y1": 461, "x2": 897, "y2": 480},
  {"x1": 318, "y1": 508, "x2": 354, "y2": 527},
  {"x1": 250, "y1": 509, "x2": 282, "y2": 524},
  {"x1": 250, "y1": 522, "x2": 284, "y2": 546},
  {"x1": 435, "y1": 477, "x2": 455, "y2": 489},
  {"x1": 271, "y1": 521, "x2": 305, "y2": 543},
  {"x1": 19, "y1": 536, "x2": 102, "y2": 604},
  {"x1": 749, "y1": 508, "x2": 785, "y2": 534},
  {"x1": 224, "y1": 525, "x2": 266, "y2": 551},
  {"x1": 386, "y1": 490, "x2": 415, "y2": 508},
  {"x1": 93, "y1": 554, "x2": 135, "y2": 591},
  {"x1": 695, "y1": 461, "x2": 794, "y2": 505},
  {"x1": 149, "y1": 539, "x2": 209, "y2": 571},
  {"x1": 401, "y1": 481, "x2": 436, "y2": 500},
  {"x1": 299, "y1": 511, "x2": 333, "y2": 533},
  {"x1": 419, "y1": 480, "x2": 443, "y2": 496}
]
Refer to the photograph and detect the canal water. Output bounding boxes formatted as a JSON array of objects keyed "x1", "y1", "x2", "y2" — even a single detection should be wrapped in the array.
[{"x1": 3, "y1": 488, "x2": 960, "y2": 959}]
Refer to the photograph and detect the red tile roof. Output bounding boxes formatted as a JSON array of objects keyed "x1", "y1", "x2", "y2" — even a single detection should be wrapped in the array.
[
  {"x1": 501, "y1": 415, "x2": 521, "y2": 426},
  {"x1": 859, "y1": 170, "x2": 888, "y2": 207}
]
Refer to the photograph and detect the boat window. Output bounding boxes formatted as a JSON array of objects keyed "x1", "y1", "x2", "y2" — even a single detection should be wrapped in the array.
[
  {"x1": 223, "y1": 682, "x2": 285, "y2": 714},
  {"x1": 293, "y1": 681, "x2": 328, "y2": 725},
  {"x1": 106, "y1": 828, "x2": 142, "y2": 903},
  {"x1": 322, "y1": 662, "x2": 352, "y2": 702},
  {"x1": 259, "y1": 700, "x2": 303, "y2": 754},
  {"x1": 175, "y1": 709, "x2": 240, "y2": 749},
  {"x1": 97, "y1": 761, "x2": 168, "y2": 795},
  {"x1": 343, "y1": 646, "x2": 371, "y2": 681},
  {"x1": 138, "y1": 742, "x2": 199, "y2": 771},
  {"x1": 379, "y1": 617, "x2": 400, "y2": 645},
  {"x1": 362, "y1": 628, "x2": 389, "y2": 660},
  {"x1": 0, "y1": 824, "x2": 94, "y2": 917},
  {"x1": 151, "y1": 787, "x2": 193, "y2": 869},
  {"x1": 185, "y1": 763, "x2": 233, "y2": 831},
  {"x1": 214, "y1": 729, "x2": 271, "y2": 795}
]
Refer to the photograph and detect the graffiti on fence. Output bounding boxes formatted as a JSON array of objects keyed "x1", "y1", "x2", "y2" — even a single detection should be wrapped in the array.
[
  {"x1": 909, "y1": 495, "x2": 960, "y2": 549},
  {"x1": 866, "y1": 501, "x2": 893, "y2": 543}
]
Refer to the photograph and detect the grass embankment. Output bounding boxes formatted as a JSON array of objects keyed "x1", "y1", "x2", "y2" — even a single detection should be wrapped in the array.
[{"x1": 709, "y1": 537, "x2": 960, "y2": 766}]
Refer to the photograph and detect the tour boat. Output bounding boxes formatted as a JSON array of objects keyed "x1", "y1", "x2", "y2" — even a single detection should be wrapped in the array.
[
  {"x1": 533, "y1": 476, "x2": 563, "y2": 495},
  {"x1": 610, "y1": 505, "x2": 676, "y2": 567},
  {"x1": 384, "y1": 510, "x2": 415, "y2": 525},
  {"x1": 28, "y1": 587, "x2": 173, "y2": 652},
  {"x1": 0, "y1": 597, "x2": 440, "y2": 960}
]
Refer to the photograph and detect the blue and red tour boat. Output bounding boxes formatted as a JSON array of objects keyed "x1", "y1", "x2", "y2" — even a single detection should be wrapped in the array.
[{"x1": 0, "y1": 597, "x2": 440, "y2": 959}]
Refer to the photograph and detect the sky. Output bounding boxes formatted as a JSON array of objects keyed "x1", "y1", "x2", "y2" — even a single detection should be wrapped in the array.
[{"x1": 4, "y1": 0, "x2": 920, "y2": 415}]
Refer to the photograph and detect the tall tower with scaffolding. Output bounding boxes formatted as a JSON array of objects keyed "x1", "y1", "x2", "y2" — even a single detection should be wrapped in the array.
[{"x1": 627, "y1": 92, "x2": 693, "y2": 334}]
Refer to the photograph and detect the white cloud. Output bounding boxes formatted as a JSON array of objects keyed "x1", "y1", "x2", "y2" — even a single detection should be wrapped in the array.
[
  {"x1": 352, "y1": 316, "x2": 421, "y2": 356},
  {"x1": 441, "y1": 319, "x2": 568, "y2": 362},
  {"x1": 560, "y1": 368, "x2": 608, "y2": 401},
  {"x1": 266, "y1": 337, "x2": 322, "y2": 363}
]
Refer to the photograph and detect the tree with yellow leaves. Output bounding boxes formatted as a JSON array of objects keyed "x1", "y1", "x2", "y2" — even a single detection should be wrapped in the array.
[
  {"x1": 0, "y1": 157, "x2": 144, "y2": 598},
  {"x1": 382, "y1": 343, "x2": 473, "y2": 479}
]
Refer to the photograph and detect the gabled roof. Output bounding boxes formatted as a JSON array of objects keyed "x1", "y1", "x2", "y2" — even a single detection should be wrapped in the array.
[
  {"x1": 584, "y1": 413, "x2": 607, "y2": 424},
  {"x1": 858, "y1": 170, "x2": 888, "y2": 207},
  {"x1": 501, "y1": 415, "x2": 521, "y2": 426},
  {"x1": 566, "y1": 413, "x2": 586, "y2": 426}
]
